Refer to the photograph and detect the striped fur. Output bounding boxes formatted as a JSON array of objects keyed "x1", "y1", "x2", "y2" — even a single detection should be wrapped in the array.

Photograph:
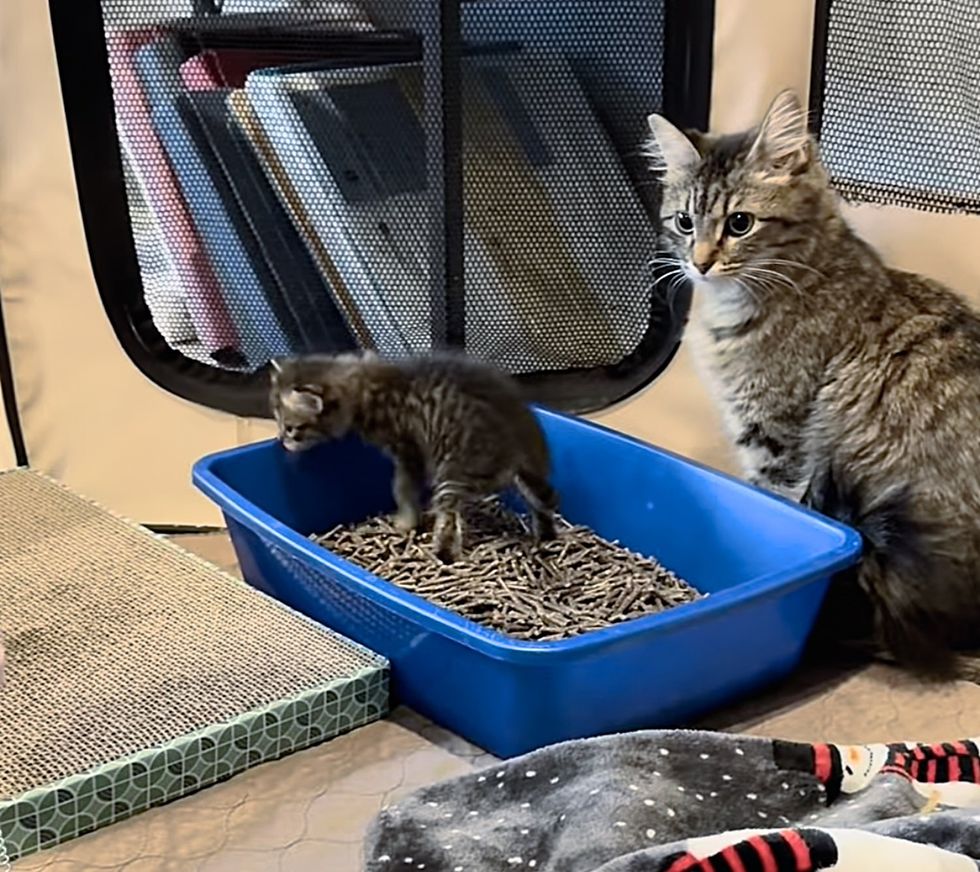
[
  {"x1": 269, "y1": 352, "x2": 557, "y2": 562},
  {"x1": 647, "y1": 91, "x2": 980, "y2": 678}
]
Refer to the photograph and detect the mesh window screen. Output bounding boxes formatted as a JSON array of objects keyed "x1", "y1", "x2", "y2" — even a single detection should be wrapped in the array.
[
  {"x1": 52, "y1": 0, "x2": 712, "y2": 415},
  {"x1": 816, "y1": 0, "x2": 980, "y2": 214}
]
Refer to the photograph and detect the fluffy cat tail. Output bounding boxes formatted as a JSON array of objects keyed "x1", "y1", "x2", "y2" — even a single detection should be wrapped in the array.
[{"x1": 803, "y1": 464, "x2": 964, "y2": 680}]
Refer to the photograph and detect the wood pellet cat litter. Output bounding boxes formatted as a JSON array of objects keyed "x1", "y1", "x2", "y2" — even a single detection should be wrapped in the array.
[{"x1": 311, "y1": 498, "x2": 703, "y2": 641}]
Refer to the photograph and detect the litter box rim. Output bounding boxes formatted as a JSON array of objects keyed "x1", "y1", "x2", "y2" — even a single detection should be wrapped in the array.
[{"x1": 192, "y1": 408, "x2": 863, "y2": 663}]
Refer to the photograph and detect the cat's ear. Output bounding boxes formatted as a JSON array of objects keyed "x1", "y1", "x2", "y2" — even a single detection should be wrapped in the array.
[
  {"x1": 283, "y1": 387, "x2": 323, "y2": 417},
  {"x1": 646, "y1": 114, "x2": 700, "y2": 180},
  {"x1": 748, "y1": 90, "x2": 810, "y2": 177}
]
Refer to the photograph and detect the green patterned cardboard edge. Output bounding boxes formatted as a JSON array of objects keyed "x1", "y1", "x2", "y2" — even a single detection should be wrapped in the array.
[{"x1": 0, "y1": 664, "x2": 388, "y2": 863}]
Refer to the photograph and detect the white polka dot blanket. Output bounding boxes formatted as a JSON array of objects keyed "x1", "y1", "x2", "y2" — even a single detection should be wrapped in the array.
[{"x1": 365, "y1": 731, "x2": 980, "y2": 871}]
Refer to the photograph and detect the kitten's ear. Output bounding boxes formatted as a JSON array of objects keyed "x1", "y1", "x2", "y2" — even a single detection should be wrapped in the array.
[
  {"x1": 268, "y1": 357, "x2": 290, "y2": 382},
  {"x1": 748, "y1": 90, "x2": 810, "y2": 177},
  {"x1": 646, "y1": 113, "x2": 700, "y2": 180},
  {"x1": 683, "y1": 128, "x2": 708, "y2": 155},
  {"x1": 283, "y1": 387, "x2": 323, "y2": 417}
]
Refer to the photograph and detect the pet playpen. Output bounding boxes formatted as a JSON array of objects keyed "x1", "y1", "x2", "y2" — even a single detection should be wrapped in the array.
[
  {"x1": 2, "y1": 0, "x2": 978, "y2": 527},
  {"x1": 1, "y1": 0, "x2": 979, "y2": 865}
]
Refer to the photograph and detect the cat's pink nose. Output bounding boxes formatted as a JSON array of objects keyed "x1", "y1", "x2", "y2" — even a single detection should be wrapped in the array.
[{"x1": 693, "y1": 260, "x2": 713, "y2": 275}]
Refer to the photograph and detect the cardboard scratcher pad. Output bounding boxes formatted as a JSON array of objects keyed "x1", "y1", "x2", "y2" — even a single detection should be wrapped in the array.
[{"x1": 0, "y1": 469, "x2": 388, "y2": 863}]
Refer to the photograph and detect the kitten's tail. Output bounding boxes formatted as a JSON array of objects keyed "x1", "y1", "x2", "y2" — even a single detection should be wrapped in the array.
[{"x1": 803, "y1": 464, "x2": 965, "y2": 680}]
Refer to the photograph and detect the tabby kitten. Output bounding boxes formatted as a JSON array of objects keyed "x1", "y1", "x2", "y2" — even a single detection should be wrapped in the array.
[
  {"x1": 270, "y1": 352, "x2": 557, "y2": 562},
  {"x1": 648, "y1": 90, "x2": 980, "y2": 678}
]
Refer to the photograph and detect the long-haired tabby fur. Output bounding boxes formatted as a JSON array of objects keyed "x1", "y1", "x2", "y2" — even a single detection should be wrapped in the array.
[
  {"x1": 270, "y1": 352, "x2": 557, "y2": 563},
  {"x1": 648, "y1": 90, "x2": 980, "y2": 679}
]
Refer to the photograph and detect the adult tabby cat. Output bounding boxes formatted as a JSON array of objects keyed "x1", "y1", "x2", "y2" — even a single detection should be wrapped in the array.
[{"x1": 648, "y1": 90, "x2": 980, "y2": 678}]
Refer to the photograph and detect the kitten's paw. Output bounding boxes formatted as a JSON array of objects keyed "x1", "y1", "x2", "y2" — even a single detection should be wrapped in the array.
[
  {"x1": 433, "y1": 532, "x2": 463, "y2": 564},
  {"x1": 435, "y1": 544, "x2": 461, "y2": 564},
  {"x1": 394, "y1": 510, "x2": 420, "y2": 533},
  {"x1": 534, "y1": 517, "x2": 557, "y2": 542},
  {"x1": 432, "y1": 510, "x2": 464, "y2": 563}
]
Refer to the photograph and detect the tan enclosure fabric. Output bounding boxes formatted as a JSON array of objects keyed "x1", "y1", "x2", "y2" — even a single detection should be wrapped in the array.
[
  {"x1": 0, "y1": 0, "x2": 247, "y2": 524},
  {"x1": 0, "y1": 0, "x2": 976, "y2": 524}
]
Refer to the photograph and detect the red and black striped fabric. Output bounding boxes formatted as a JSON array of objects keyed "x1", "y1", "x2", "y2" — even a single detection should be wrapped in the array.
[
  {"x1": 773, "y1": 741, "x2": 845, "y2": 803},
  {"x1": 883, "y1": 741, "x2": 980, "y2": 785},
  {"x1": 773, "y1": 738, "x2": 980, "y2": 804},
  {"x1": 661, "y1": 828, "x2": 839, "y2": 872}
]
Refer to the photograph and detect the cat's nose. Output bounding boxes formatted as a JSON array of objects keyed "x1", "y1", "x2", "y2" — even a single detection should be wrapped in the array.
[{"x1": 692, "y1": 241, "x2": 716, "y2": 275}]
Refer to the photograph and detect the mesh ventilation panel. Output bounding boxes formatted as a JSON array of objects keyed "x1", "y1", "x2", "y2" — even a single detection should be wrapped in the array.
[
  {"x1": 89, "y1": 0, "x2": 687, "y2": 394},
  {"x1": 817, "y1": 0, "x2": 980, "y2": 214}
]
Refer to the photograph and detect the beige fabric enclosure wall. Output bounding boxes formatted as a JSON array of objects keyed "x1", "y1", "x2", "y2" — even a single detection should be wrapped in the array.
[
  {"x1": 0, "y1": 0, "x2": 254, "y2": 524},
  {"x1": 0, "y1": 0, "x2": 977, "y2": 525}
]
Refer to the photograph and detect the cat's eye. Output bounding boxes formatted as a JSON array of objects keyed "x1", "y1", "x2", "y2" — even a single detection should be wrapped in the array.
[
  {"x1": 725, "y1": 212, "x2": 755, "y2": 237},
  {"x1": 674, "y1": 211, "x2": 694, "y2": 235}
]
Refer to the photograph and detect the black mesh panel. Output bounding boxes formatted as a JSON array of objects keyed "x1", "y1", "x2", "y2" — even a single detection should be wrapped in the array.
[
  {"x1": 53, "y1": 0, "x2": 711, "y2": 414},
  {"x1": 816, "y1": 0, "x2": 980, "y2": 214}
]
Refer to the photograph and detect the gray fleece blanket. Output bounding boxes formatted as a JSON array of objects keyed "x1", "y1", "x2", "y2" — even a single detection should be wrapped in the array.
[{"x1": 365, "y1": 731, "x2": 980, "y2": 871}]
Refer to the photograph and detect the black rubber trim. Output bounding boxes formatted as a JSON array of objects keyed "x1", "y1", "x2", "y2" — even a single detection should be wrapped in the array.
[
  {"x1": 425, "y1": 0, "x2": 466, "y2": 349},
  {"x1": 48, "y1": 0, "x2": 712, "y2": 418},
  {"x1": 0, "y1": 287, "x2": 28, "y2": 467},
  {"x1": 808, "y1": 0, "x2": 833, "y2": 135},
  {"x1": 662, "y1": 0, "x2": 715, "y2": 131},
  {"x1": 50, "y1": 0, "x2": 270, "y2": 417},
  {"x1": 146, "y1": 523, "x2": 225, "y2": 534}
]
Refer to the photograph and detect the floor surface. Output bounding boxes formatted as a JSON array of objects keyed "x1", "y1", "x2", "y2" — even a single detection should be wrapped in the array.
[{"x1": 13, "y1": 531, "x2": 980, "y2": 871}]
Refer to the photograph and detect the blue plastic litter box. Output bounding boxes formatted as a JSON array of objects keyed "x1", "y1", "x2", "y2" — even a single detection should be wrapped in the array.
[{"x1": 193, "y1": 408, "x2": 862, "y2": 757}]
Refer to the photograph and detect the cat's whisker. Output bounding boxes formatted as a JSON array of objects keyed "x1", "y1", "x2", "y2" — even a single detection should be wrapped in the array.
[
  {"x1": 732, "y1": 277, "x2": 763, "y2": 307},
  {"x1": 647, "y1": 269, "x2": 688, "y2": 295},
  {"x1": 639, "y1": 267, "x2": 689, "y2": 319},
  {"x1": 740, "y1": 272, "x2": 794, "y2": 305},
  {"x1": 736, "y1": 268, "x2": 775, "y2": 292},
  {"x1": 742, "y1": 267, "x2": 805, "y2": 300},
  {"x1": 662, "y1": 273, "x2": 692, "y2": 320},
  {"x1": 643, "y1": 255, "x2": 685, "y2": 271},
  {"x1": 745, "y1": 277, "x2": 794, "y2": 301},
  {"x1": 751, "y1": 258, "x2": 826, "y2": 279},
  {"x1": 744, "y1": 265, "x2": 797, "y2": 284}
]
